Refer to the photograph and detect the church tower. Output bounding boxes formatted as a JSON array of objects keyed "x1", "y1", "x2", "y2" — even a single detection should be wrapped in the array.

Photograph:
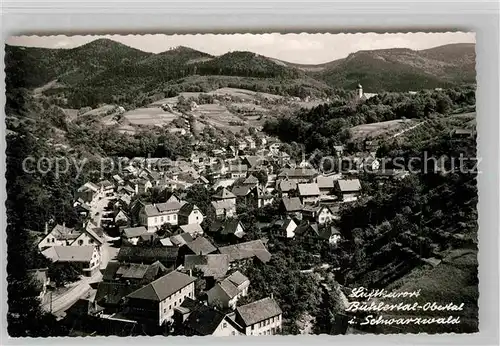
[{"x1": 357, "y1": 84, "x2": 363, "y2": 99}]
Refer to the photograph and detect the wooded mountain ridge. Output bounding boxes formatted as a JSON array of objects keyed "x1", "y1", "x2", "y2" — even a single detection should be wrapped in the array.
[{"x1": 6, "y1": 39, "x2": 475, "y2": 106}]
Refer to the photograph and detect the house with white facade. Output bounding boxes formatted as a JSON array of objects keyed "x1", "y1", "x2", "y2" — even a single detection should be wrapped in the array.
[
  {"x1": 125, "y1": 271, "x2": 196, "y2": 326},
  {"x1": 71, "y1": 225, "x2": 104, "y2": 247},
  {"x1": 229, "y1": 164, "x2": 248, "y2": 179},
  {"x1": 316, "y1": 205, "x2": 338, "y2": 225},
  {"x1": 121, "y1": 226, "x2": 150, "y2": 245},
  {"x1": 178, "y1": 203, "x2": 204, "y2": 225},
  {"x1": 336, "y1": 179, "x2": 362, "y2": 202},
  {"x1": 273, "y1": 218, "x2": 297, "y2": 239},
  {"x1": 298, "y1": 183, "x2": 321, "y2": 205},
  {"x1": 76, "y1": 182, "x2": 101, "y2": 204},
  {"x1": 139, "y1": 200, "x2": 184, "y2": 231},
  {"x1": 41, "y1": 245, "x2": 101, "y2": 277},
  {"x1": 179, "y1": 299, "x2": 243, "y2": 336},
  {"x1": 234, "y1": 297, "x2": 282, "y2": 335},
  {"x1": 211, "y1": 200, "x2": 237, "y2": 220},
  {"x1": 37, "y1": 224, "x2": 81, "y2": 250}
]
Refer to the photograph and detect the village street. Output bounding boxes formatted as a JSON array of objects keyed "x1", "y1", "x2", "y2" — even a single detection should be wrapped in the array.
[
  {"x1": 91, "y1": 195, "x2": 120, "y2": 269},
  {"x1": 42, "y1": 195, "x2": 120, "y2": 317},
  {"x1": 92, "y1": 195, "x2": 113, "y2": 229},
  {"x1": 41, "y1": 270, "x2": 101, "y2": 317}
]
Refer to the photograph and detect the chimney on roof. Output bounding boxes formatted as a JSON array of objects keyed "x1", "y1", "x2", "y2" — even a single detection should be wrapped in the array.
[
  {"x1": 270, "y1": 293, "x2": 274, "y2": 299},
  {"x1": 44, "y1": 222, "x2": 49, "y2": 235}
]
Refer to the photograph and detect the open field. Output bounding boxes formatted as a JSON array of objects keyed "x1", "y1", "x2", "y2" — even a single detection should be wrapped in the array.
[
  {"x1": 451, "y1": 111, "x2": 476, "y2": 128},
  {"x1": 295, "y1": 100, "x2": 328, "y2": 109},
  {"x1": 194, "y1": 104, "x2": 246, "y2": 133},
  {"x1": 33, "y1": 80, "x2": 66, "y2": 96},
  {"x1": 122, "y1": 107, "x2": 180, "y2": 126},
  {"x1": 376, "y1": 249, "x2": 478, "y2": 333},
  {"x1": 230, "y1": 102, "x2": 269, "y2": 113},
  {"x1": 149, "y1": 87, "x2": 284, "y2": 108},
  {"x1": 149, "y1": 92, "x2": 205, "y2": 106},
  {"x1": 350, "y1": 119, "x2": 417, "y2": 140},
  {"x1": 81, "y1": 105, "x2": 117, "y2": 117},
  {"x1": 210, "y1": 87, "x2": 283, "y2": 101},
  {"x1": 451, "y1": 111, "x2": 476, "y2": 119}
]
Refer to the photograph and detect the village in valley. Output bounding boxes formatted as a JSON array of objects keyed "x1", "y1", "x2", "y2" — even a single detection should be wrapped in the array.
[
  {"x1": 33, "y1": 112, "x2": 366, "y2": 335},
  {"x1": 6, "y1": 33, "x2": 479, "y2": 337}
]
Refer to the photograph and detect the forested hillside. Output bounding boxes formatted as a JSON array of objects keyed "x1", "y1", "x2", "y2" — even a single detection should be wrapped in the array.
[
  {"x1": 301, "y1": 43, "x2": 476, "y2": 92},
  {"x1": 6, "y1": 39, "x2": 475, "y2": 109},
  {"x1": 263, "y1": 85, "x2": 476, "y2": 154}
]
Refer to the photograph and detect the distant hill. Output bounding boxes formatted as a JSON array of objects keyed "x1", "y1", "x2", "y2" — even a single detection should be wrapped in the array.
[
  {"x1": 195, "y1": 51, "x2": 303, "y2": 79},
  {"x1": 5, "y1": 39, "x2": 152, "y2": 89},
  {"x1": 5, "y1": 39, "x2": 476, "y2": 107},
  {"x1": 293, "y1": 43, "x2": 476, "y2": 92}
]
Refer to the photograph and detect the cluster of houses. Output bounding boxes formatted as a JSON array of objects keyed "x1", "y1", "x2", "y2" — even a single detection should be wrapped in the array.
[
  {"x1": 91, "y1": 233, "x2": 279, "y2": 336},
  {"x1": 37, "y1": 222, "x2": 105, "y2": 277},
  {"x1": 32, "y1": 136, "x2": 414, "y2": 336}
]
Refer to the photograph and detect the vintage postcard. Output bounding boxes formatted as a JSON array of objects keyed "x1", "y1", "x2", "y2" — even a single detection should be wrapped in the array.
[{"x1": 5, "y1": 32, "x2": 478, "y2": 337}]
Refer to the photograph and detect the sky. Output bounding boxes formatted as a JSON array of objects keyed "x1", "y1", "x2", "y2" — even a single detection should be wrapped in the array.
[{"x1": 7, "y1": 32, "x2": 475, "y2": 64}]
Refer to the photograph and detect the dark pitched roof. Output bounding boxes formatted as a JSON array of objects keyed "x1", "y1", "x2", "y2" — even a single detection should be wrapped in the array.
[
  {"x1": 226, "y1": 270, "x2": 249, "y2": 287},
  {"x1": 231, "y1": 185, "x2": 252, "y2": 197},
  {"x1": 208, "y1": 220, "x2": 224, "y2": 233},
  {"x1": 116, "y1": 246, "x2": 179, "y2": 265},
  {"x1": 103, "y1": 261, "x2": 168, "y2": 283},
  {"x1": 49, "y1": 224, "x2": 80, "y2": 241},
  {"x1": 319, "y1": 226, "x2": 341, "y2": 240},
  {"x1": 84, "y1": 227, "x2": 104, "y2": 245},
  {"x1": 243, "y1": 174, "x2": 260, "y2": 184},
  {"x1": 236, "y1": 297, "x2": 282, "y2": 326},
  {"x1": 185, "y1": 237, "x2": 217, "y2": 255},
  {"x1": 212, "y1": 187, "x2": 236, "y2": 200},
  {"x1": 127, "y1": 271, "x2": 196, "y2": 301},
  {"x1": 121, "y1": 226, "x2": 149, "y2": 238},
  {"x1": 183, "y1": 304, "x2": 226, "y2": 336},
  {"x1": 218, "y1": 240, "x2": 271, "y2": 263},
  {"x1": 221, "y1": 219, "x2": 245, "y2": 236},
  {"x1": 184, "y1": 254, "x2": 230, "y2": 278},
  {"x1": 178, "y1": 203, "x2": 201, "y2": 217},
  {"x1": 217, "y1": 278, "x2": 240, "y2": 299},
  {"x1": 96, "y1": 281, "x2": 142, "y2": 306},
  {"x1": 170, "y1": 232, "x2": 194, "y2": 247},
  {"x1": 295, "y1": 222, "x2": 320, "y2": 237},
  {"x1": 281, "y1": 197, "x2": 303, "y2": 212},
  {"x1": 139, "y1": 232, "x2": 159, "y2": 242}
]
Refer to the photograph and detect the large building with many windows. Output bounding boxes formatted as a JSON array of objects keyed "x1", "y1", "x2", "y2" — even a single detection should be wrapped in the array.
[
  {"x1": 124, "y1": 271, "x2": 196, "y2": 326},
  {"x1": 139, "y1": 201, "x2": 184, "y2": 230},
  {"x1": 234, "y1": 297, "x2": 282, "y2": 335}
]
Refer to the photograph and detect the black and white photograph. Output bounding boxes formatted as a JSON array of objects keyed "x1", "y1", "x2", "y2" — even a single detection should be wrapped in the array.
[{"x1": 5, "y1": 31, "x2": 478, "y2": 337}]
